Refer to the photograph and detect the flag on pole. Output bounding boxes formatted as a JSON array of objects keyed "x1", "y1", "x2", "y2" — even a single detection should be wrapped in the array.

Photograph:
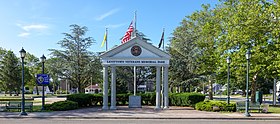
[
  {"x1": 121, "y1": 21, "x2": 134, "y2": 44},
  {"x1": 101, "y1": 29, "x2": 107, "y2": 48},
  {"x1": 158, "y1": 29, "x2": 164, "y2": 48}
]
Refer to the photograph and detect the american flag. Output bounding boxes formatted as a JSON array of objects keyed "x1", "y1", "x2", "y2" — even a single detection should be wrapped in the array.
[{"x1": 121, "y1": 21, "x2": 134, "y2": 44}]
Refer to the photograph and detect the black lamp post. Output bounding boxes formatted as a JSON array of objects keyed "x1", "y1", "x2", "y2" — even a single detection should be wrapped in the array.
[
  {"x1": 40, "y1": 54, "x2": 46, "y2": 111},
  {"x1": 245, "y1": 49, "x2": 251, "y2": 117},
  {"x1": 226, "y1": 56, "x2": 231, "y2": 105},
  {"x1": 19, "y1": 48, "x2": 27, "y2": 116}
]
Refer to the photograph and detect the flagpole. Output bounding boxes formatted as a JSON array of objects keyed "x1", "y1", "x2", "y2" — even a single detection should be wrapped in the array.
[
  {"x1": 134, "y1": 11, "x2": 137, "y2": 37},
  {"x1": 161, "y1": 28, "x2": 165, "y2": 108},
  {"x1": 133, "y1": 11, "x2": 137, "y2": 93},
  {"x1": 162, "y1": 28, "x2": 165, "y2": 51},
  {"x1": 106, "y1": 28, "x2": 108, "y2": 51}
]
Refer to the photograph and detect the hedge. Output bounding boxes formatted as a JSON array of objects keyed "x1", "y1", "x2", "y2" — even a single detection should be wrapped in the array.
[
  {"x1": 67, "y1": 93, "x2": 102, "y2": 107},
  {"x1": 45, "y1": 100, "x2": 78, "y2": 111},
  {"x1": 195, "y1": 100, "x2": 236, "y2": 112},
  {"x1": 139, "y1": 93, "x2": 156, "y2": 105},
  {"x1": 116, "y1": 94, "x2": 130, "y2": 105},
  {"x1": 66, "y1": 92, "x2": 205, "y2": 107},
  {"x1": 169, "y1": 93, "x2": 205, "y2": 106}
]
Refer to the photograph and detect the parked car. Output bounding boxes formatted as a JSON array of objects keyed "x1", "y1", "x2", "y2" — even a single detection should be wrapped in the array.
[
  {"x1": 233, "y1": 90, "x2": 243, "y2": 95},
  {"x1": 278, "y1": 95, "x2": 280, "y2": 102}
]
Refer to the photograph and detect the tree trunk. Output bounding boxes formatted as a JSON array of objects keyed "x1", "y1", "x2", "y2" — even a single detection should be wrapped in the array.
[
  {"x1": 250, "y1": 73, "x2": 258, "y2": 103},
  {"x1": 78, "y1": 81, "x2": 82, "y2": 93},
  {"x1": 209, "y1": 80, "x2": 213, "y2": 100},
  {"x1": 36, "y1": 85, "x2": 39, "y2": 95}
]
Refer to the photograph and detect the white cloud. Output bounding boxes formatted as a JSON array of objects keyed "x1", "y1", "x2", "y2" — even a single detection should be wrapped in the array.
[
  {"x1": 96, "y1": 8, "x2": 120, "y2": 21},
  {"x1": 105, "y1": 23, "x2": 125, "y2": 29},
  {"x1": 18, "y1": 32, "x2": 30, "y2": 37},
  {"x1": 22, "y1": 24, "x2": 48, "y2": 31},
  {"x1": 17, "y1": 23, "x2": 49, "y2": 37}
]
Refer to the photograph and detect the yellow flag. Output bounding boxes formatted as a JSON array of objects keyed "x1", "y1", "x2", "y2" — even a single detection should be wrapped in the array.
[{"x1": 101, "y1": 31, "x2": 107, "y2": 47}]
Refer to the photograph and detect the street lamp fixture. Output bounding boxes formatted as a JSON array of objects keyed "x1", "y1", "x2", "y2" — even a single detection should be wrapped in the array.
[
  {"x1": 19, "y1": 47, "x2": 27, "y2": 116},
  {"x1": 245, "y1": 49, "x2": 251, "y2": 117},
  {"x1": 226, "y1": 56, "x2": 231, "y2": 105},
  {"x1": 40, "y1": 54, "x2": 46, "y2": 111},
  {"x1": 41, "y1": 54, "x2": 46, "y2": 63}
]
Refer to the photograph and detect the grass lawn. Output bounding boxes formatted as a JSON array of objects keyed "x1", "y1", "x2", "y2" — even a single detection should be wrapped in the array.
[
  {"x1": 32, "y1": 105, "x2": 52, "y2": 112},
  {"x1": 269, "y1": 106, "x2": 280, "y2": 113}
]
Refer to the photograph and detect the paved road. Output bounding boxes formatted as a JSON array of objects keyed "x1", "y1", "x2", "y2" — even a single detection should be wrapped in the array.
[{"x1": 0, "y1": 119, "x2": 279, "y2": 124}]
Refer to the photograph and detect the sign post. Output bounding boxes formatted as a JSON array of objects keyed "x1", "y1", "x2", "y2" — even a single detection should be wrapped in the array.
[
  {"x1": 37, "y1": 74, "x2": 49, "y2": 111},
  {"x1": 37, "y1": 74, "x2": 50, "y2": 86}
]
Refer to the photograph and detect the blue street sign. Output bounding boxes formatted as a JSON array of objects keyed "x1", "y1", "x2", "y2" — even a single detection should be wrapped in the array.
[{"x1": 36, "y1": 74, "x2": 50, "y2": 85}]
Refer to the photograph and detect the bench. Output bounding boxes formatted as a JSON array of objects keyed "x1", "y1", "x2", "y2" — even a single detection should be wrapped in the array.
[
  {"x1": 6, "y1": 101, "x2": 33, "y2": 112},
  {"x1": 236, "y1": 101, "x2": 262, "y2": 112},
  {"x1": 0, "y1": 102, "x2": 7, "y2": 111}
]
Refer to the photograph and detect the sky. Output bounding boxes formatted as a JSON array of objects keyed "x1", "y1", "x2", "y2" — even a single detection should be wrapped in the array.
[{"x1": 0, "y1": 0, "x2": 219, "y2": 58}]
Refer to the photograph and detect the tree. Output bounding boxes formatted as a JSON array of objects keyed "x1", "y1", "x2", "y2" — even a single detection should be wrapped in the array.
[
  {"x1": 0, "y1": 51, "x2": 21, "y2": 95},
  {"x1": 169, "y1": 11, "x2": 202, "y2": 93},
  {"x1": 45, "y1": 58, "x2": 61, "y2": 93},
  {"x1": 24, "y1": 53, "x2": 40, "y2": 94},
  {"x1": 0, "y1": 47, "x2": 6, "y2": 61},
  {"x1": 169, "y1": 0, "x2": 279, "y2": 102},
  {"x1": 217, "y1": 0, "x2": 278, "y2": 102},
  {"x1": 49, "y1": 24, "x2": 97, "y2": 93},
  {"x1": 0, "y1": 47, "x2": 7, "y2": 92},
  {"x1": 170, "y1": 4, "x2": 222, "y2": 99}
]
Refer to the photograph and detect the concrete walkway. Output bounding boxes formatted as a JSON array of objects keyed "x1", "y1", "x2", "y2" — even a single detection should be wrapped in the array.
[{"x1": 0, "y1": 106, "x2": 280, "y2": 120}]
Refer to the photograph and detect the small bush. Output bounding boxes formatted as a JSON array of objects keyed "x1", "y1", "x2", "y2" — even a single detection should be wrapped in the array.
[
  {"x1": 116, "y1": 94, "x2": 130, "y2": 105},
  {"x1": 195, "y1": 100, "x2": 236, "y2": 112},
  {"x1": 139, "y1": 93, "x2": 156, "y2": 105},
  {"x1": 92, "y1": 94, "x2": 103, "y2": 105},
  {"x1": 170, "y1": 93, "x2": 205, "y2": 106},
  {"x1": 67, "y1": 93, "x2": 94, "y2": 107},
  {"x1": 45, "y1": 100, "x2": 78, "y2": 111}
]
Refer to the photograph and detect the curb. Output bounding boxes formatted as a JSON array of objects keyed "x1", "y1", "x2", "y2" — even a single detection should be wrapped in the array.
[{"x1": 0, "y1": 116, "x2": 280, "y2": 120}]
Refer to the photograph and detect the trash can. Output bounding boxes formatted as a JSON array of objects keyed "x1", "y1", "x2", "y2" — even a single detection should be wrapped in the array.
[{"x1": 256, "y1": 91, "x2": 263, "y2": 104}]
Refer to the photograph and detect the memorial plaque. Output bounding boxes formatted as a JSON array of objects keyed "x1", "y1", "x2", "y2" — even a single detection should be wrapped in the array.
[{"x1": 129, "y1": 95, "x2": 142, "y2": 108}]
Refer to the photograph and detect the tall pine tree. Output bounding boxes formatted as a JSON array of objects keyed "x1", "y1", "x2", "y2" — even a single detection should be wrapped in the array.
[{"x1": 0, "y1": 50, "x2": 21, "y2": 95}]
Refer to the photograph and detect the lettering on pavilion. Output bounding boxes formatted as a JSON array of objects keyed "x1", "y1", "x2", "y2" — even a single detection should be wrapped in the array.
[{"x1": 105, "y1": 60, "x2": 167, "y2": 64}]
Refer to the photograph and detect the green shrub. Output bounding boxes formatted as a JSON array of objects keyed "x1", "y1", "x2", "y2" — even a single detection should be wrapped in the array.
[
  {"x1": 195, "y1": 100, "x2": 236, "y2": 112},
  {"x1": 66, "y1": 92, "x2": 204, "y2": 107},
  {"x1": 45, "y1": 100, "x2": 78, "y2": 111},
  {"x1": 92, "y1": 94, "x2": 103, "y2": 105},
  {"x1": 116, "y1": 94, "x2": 130, "y2": 105},
  {"x1": 170, "y1": 93, "x2": 205, "y2": 106},
  {"x1": 67, "y1": 93, "x2": 94, "y2": 107},
  {"x1": 139, "y1": 93, "x2": 156, "y2": 105}
]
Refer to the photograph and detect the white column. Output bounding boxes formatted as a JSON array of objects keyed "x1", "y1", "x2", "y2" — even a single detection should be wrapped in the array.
[
  {"x1": 134, "y1": 66, "x2": 136, "y2": 96},
  {"x1": 110, "y1": 66, "x2": 117, "y2": 110},
  {"x1": 155, "y1": 66, "x2": 161, "y2": 109},
  {"x1": 161, "y1": 67, "x2": 164, "y2": 108},
  {"x1": 102, "y1": 66, "x2": 109, "y2": 110},
  {"x1": 164, "y1": 66, "x2": 169, "y2": 109}
]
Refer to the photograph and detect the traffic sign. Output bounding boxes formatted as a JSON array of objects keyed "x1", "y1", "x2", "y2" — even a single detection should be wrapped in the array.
[{"x1": 36, "y1": 74, "x2": 50, "y2": 85}]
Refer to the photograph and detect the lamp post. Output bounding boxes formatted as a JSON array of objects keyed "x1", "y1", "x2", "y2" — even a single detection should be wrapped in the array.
[
  {"x1": 40, "y1": 54, "x2": 46, "y2": 111},
  {"x1": 245, "y1": 49, "x2": 251, "y2": 117},
  {"x1": 19, "y1": 48, "x2": 27, "y2": 116},
  {"x1": 226, "y1": 56, "x2": 231, "y2": 105}
]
